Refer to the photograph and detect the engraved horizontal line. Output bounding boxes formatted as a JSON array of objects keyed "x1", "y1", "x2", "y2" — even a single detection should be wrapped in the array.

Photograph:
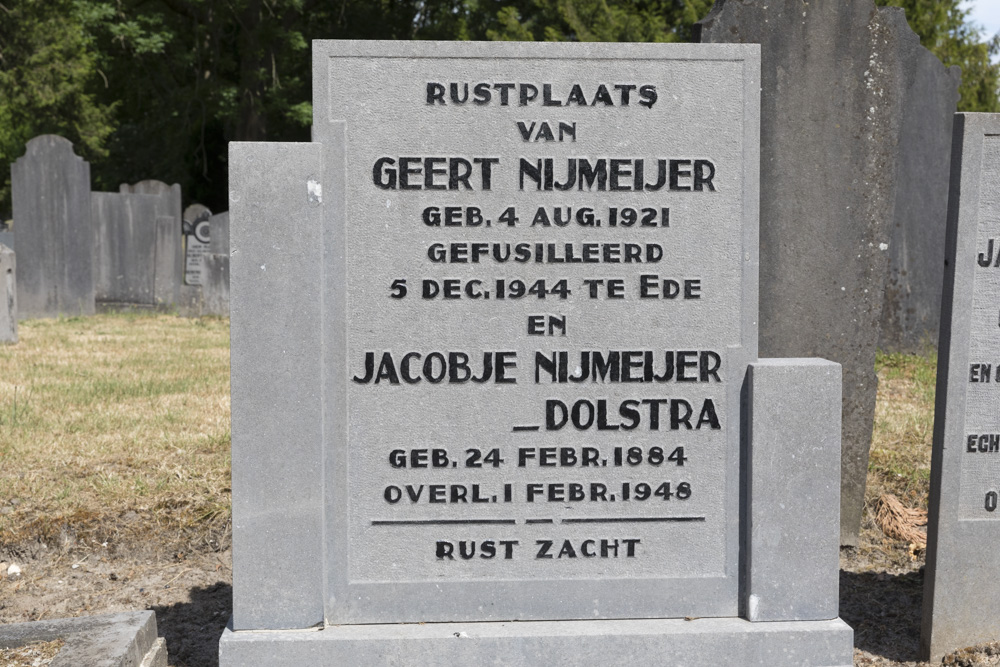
[
  {"x1": 560, "y1": 517, "x2": 705, "y2": 524},
  {"x1": 327, "y1": 56, "x2": 747, "y2": 63},
  {"x1": 512, "y1": 425, "x2": 541, "y2": 432},
  {"x1": 370, "y1": 519, "x2": 517, "y2": 526},
  {"x1": 524, "y1": 519, "x2": 554, "y2": 524}
]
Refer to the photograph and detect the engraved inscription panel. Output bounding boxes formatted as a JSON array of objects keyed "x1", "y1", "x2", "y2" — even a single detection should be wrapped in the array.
[
  {"x1": 316, "y1": 42, "x2": 759, "y2": 623},
  {"x1": 960, "y1": 135, "x2": 1000, "y2": 520}
]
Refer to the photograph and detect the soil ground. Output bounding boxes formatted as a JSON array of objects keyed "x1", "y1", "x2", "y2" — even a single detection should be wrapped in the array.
[{"x1": 2, "y1": 522, "x2": 998, "y2": 666}]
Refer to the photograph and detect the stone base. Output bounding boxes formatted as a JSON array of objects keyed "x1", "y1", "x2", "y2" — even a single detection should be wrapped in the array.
[
  {"x1": 220, "y1": 617, "x2": 853, "y2": 666},
  {"x1": 0, "y1": 610, "x2": 167, "y2": 667}
]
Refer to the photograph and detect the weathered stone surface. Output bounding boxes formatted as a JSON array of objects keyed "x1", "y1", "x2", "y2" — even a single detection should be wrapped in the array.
[
  {"x1": 229, "y1": 142, "x2": 325, "y2": 630},
  {"x1": 10, "y1": 135, "x2": 95, "y2": 318},
  {"x1": 201, "y1": 212, "x2": 230, "y2": 315},
  {"x1": 220, "y1": 617, "x2": 853, "y2": 667},
  {"x1": 209, "y1": 211, "x2": 229, "y2": 255},
  {"x1": 224, "y1": 40, "x2": 849, "y2": 667},
  {"x1": 92, "y1": 192, "x2": 160, "y2": 305},
  {"x1": 697, "y1": 0, "x2": 915, "y2": 545},
  {"x1": 121, "y1": 180, "x2": 183, "y2": 306},
  {"x1": 200, "y1": 254, "x2": 229, "y2": 316},
  {"x1": 315, "y1": 40, "x2": 758, "y2": 625},
  {"x1": 746, "y1": 359, "x2": 842, "y2": 622},
  {"x1": 0, "y1": 610, "x2": 166, "y2": 667},
  {"x1": 182, "y1": 204, "x2": 211, "y2": 288},
  {"x1": 0, "y1": 244, "x2": 16, "y2": 344},
  {"x1": 91, "y1": 192, "x2": 181, "y2": 308},
  {"x1": 879, "y1": 20, "x2": 961, "y2": 353},
  {"x1": 921, "y1": 113, "x2": 1000, "y2": 662},
  {"x1": 0, "y1": 227, "x2": 13, "y2": 251}
]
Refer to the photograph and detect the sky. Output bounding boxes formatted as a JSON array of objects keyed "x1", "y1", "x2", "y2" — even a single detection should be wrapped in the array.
[{"x1": 962, "y1": 0, "x2": 1000, "y2": 39}]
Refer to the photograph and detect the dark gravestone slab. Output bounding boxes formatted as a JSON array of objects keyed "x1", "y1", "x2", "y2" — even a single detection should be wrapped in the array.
[
  {"x1": 10, "y1": 135, "x2": 95, "y2": 318},
  {"x1": 0, "y1": 244, "x2": 15, "y2": 344},
  {"x1": 92, "y1": 192, "x2": 161, "y2": 305},
  {"x1": 698, "y1": 0, "x2": 916, "y2": 544},
  {"x1": 880, "y1": 40, "x2": 961, "y2": 353}
]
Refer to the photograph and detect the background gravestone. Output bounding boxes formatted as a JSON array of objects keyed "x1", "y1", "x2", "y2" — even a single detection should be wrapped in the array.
[
  {"x1": 921, "y1": 113, "x2": 1000, "y2": 662},
  {"x1": 182, "y1": 204, "x2": 211, "y2": 287},
  {"x1": 10, "y1": 135, "x2": 95, "y2": 318},
  {"x1": 177, "y1": 204, "x2": 211, "y2": 314},
  {"x1": 92, "y1": 193, "x2": 158, "y2": 306},
  {"x1": 120, "y1": 180, "x2": 184, "y2": 307},
  {"x1": 698, "y1": 0, "x2": 934, "y2": 544},
  {"x1": 0, "y1": 224, "x2": 13, "y2": 251},
  {"x1": 0, "y1": 244, "x2": 15, "y2": 344},
  {"x1": 221, "y1": 40, "x2": 852, "y2": 666},
  {"x1": 879, "y1": 29, "x2": 961, "y2": 353},
  {"x1": 200, "y1": 211, "x2": 229, "y2": 315}
]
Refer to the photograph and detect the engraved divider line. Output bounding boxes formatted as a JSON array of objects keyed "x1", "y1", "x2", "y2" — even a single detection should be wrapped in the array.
[
  {"x1": 561, "y1": 517, "x2": 706, "y2": 524},
  {"x1": 370, "y1": 519, "x2": 516, "y2": 526},
  {"x1": 370, "y1": 517, "x2": 705, "y2": 526},
  {"x1": 512, "y1": 425, "x2": 541, "y2": 432}
]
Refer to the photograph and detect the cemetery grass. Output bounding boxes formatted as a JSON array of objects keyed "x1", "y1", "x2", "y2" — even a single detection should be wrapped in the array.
[
  {"x1": 0, "y1": 316, "x2": 996, "y2": 665},
  {"x1": 0, "y1": 313, "x2": 231, "y2": 666}
]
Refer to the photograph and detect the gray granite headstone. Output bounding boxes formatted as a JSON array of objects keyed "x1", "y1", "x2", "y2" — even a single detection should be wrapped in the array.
[
  {"x1": 921, "y1": 113, "x2": 1000, "y2": 662},
  {"x1": 698, "y1": 0, "x2": 919, "y2": 544},
  {"x1": 10, "y1": 135, "x2": 95, "y2": 318},
  {"x1": 120, "y1": 180, "x2": 183, "y2": 307},
  {"x1": 222, "y1": 41, "x2": 852, "y2": 665},
  {"x1": 200, "y1": 211, "x2": 229, "y2": 315},
  {"x1": 0, "y1": 226, "x2": 13, "y2": 252},
  {"x1": 0, "y1": 244, "x2": 15, "y2": 344},
  {"x1": 182, "y1": 204, "x2": 211, "y2": 287},
  {"x1": 879, "y1": 18, "x2": 961, "y2": 353},
  {"x1": 92, "y1": 192, "x2": 161, "y2": 305}
]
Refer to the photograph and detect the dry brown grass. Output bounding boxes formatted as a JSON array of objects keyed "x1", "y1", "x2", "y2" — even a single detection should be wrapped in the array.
[
  {"x1": 0, "y1": 313, "x2": 230, "y2": 554},
  {"x1": 0, "y1": 638, "x2": 64, "y2": 666},
  {"x1": 854, "y1": 350, "x2": 937, "y2": 566},
  {"x1": 867, "y1": 351, "x2": 936, "y2": 509}
]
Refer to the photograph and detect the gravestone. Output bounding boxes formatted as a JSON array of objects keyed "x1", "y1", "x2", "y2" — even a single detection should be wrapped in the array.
[
  {"x1": 92, "y1": 192, "x2": 161, "y2": 306},
  {"x1": 921, "y1": 113, "x2": 1000, "y2": 661},
  {"x1": 0, "y1": 244, "x2": 15, "y2": 344},
  {"x1": 120, "y1": 180, "x2": 184, "y2": 307},
  {"x1": 697, "y1": 0, "x2": 925, "y2": 544},
  {"x1": 220, "y1": 41, "x2": 852, "y2": 665},
  {"x1": 0, "y1": 225, "x2": 13, "y2": 251},
  {"x1": 10, "y1": 135, "x2": 95, "y2": 318},
  {"x1": 879, "y1": 40, "x2": 961, "y2": 353},
  {"x1": 182, "y1": 204, "x2": 212, "y2": 287},
  {"x1": 201, "y1": 212, "x2": 229, "y2": 315}
]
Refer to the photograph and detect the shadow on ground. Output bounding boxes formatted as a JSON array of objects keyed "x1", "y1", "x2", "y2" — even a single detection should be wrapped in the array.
[
  {"x1": 841, "y1": 568, "x2": 924, "y2": 663},
  {"x1": 153, "y1": 582, "x2": 231, "y2": 667}
]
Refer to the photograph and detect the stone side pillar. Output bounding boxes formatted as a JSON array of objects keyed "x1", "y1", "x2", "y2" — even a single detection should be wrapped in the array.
[{"x1": 745, "y1": 359, "x2": 842, "y2": 622}]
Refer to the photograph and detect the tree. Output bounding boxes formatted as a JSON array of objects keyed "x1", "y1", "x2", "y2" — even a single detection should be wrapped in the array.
[
  {"x1": 877, "y1": 0, "x2": 1000, "y2": 112},
  {"x1": 0, "y1": 0, "x2": 116, "y2": 220},
  {"x1": 3, "y1": 0, "x2": 996, "y2": 220},
  {"x1": 476, "y1": 0, "x2": 712, "y2": 42}
]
